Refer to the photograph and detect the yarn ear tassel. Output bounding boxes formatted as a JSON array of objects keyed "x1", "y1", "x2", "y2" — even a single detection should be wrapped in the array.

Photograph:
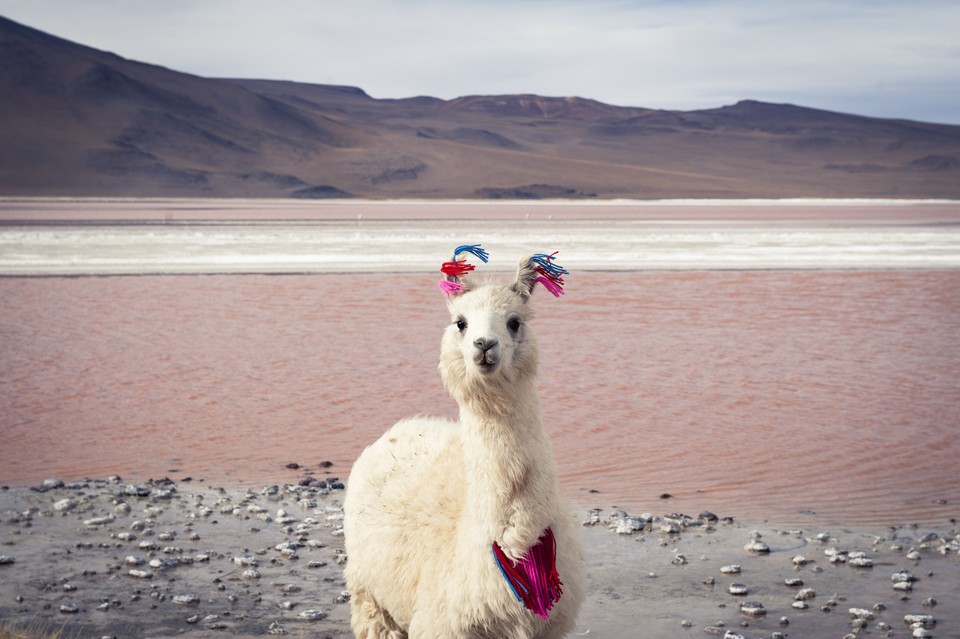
[
  {"x1": 452, "y1": 244, "x2": 490, "y2": 264},
  {"x1": 438, "y1": 280, "x2": 464, "y2": 295},
  {"x1": 438, "y1": 243, "x2": 488, "y2": 296},
  {"x1": 530, "y1": 252, "x2": 568, "y2": 297}
]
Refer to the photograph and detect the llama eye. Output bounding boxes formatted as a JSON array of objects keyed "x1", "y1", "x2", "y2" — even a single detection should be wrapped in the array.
[
  {"x1": 507, "y1": 318, "x2": 521, "y2": 333},
  {"x1": 456, "y1": 318, "x2": 467, "y2": 332}
]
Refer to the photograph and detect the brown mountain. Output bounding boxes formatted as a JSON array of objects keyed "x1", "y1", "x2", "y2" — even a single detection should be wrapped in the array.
[{"x1": 2, "y1": 15, "x2": 959, "y2": 199}]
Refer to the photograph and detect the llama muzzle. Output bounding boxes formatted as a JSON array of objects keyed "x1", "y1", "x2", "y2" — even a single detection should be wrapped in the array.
[{"x1": 473, "y1": 337, "x2": 500, "y2": 370}]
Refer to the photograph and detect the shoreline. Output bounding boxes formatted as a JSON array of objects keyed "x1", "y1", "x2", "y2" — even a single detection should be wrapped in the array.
[
  {"x1": 3, "y1": 197, "x2": 960, "y2": 225},
  {"x1": 2, "y1": 476, "x2": 957, "y2": 638}
]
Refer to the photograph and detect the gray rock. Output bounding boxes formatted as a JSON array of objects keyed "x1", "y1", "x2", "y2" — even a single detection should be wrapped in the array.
[
  {"x1": 297, "y1": 609, "x2": 328, "y2": 621},
  {"x1": 739, "y1": 601, "x2": 766, "y2": 617},
  {"x1": 743, "y1": 540, "x2": 770, "y2": 553},
  {"x1": 128, "y1": 568, "x2": 153, "y2": 579},
  {"x1": 54, "y1": 498, "x2": 78, "y2": 512}
]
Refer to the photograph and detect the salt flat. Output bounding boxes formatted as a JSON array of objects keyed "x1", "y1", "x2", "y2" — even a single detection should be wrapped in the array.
[{"x1": 2, "y1": 199, "x2": 959, "y2": 275}]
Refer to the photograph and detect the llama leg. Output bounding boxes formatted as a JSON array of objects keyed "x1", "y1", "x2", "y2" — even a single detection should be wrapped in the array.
[{"x1": 349, "y1": 586, "x2": 407, "y2": 639}]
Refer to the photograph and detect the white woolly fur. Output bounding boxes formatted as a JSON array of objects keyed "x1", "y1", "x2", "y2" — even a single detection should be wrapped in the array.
[{"x1": 343, "y1": 254, "x2": 585, "y2": 638}]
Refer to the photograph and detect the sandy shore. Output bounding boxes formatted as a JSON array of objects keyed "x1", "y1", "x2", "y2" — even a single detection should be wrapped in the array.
[{"x1": 1, "y1": 477, "x2": 958, "y2": 639}]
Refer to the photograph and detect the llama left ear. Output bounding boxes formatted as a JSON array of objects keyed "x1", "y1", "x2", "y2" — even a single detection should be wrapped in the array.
[{"x1": 514, "y1": 252, "x2": 567, "y2": 300}]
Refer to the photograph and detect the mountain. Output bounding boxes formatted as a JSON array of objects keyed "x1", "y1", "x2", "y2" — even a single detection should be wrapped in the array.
[{"x1": 2, "y1": 15, "x2": 959, "y2": 199}]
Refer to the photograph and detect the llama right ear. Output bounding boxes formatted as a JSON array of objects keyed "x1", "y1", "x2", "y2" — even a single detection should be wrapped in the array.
[
  {"x1": 514, "y1": 252, "x2": 567, "y2": 300},
  {"x1": 439, "y1": 244, "x2": 489, "y2": 296}
]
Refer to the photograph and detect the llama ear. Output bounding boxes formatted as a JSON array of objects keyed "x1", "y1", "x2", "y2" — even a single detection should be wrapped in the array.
[
  {"x1": 439, "y1": 244, "x2": 488, "y2": 296},
  {"x1": 514, "y1": 252, "x2": 567, "y2": 300}
]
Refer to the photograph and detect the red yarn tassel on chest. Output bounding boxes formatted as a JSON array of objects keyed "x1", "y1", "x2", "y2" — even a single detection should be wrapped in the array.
[{"x1": 492, "y1": 528, "x2": 563, "y2": 620}]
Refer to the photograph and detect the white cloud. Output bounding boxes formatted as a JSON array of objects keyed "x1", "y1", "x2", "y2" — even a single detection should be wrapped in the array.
[{"x1": 1, "y1": 0, "x2": 958, "y2": 123}]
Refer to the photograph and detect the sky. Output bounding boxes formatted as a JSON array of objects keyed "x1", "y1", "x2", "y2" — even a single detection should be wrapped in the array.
[{"x1": 2, "y1": 0, "x2": 959, "y2": 124}]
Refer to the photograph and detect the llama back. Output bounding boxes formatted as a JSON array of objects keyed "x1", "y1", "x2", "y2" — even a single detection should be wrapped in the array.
[{"x1": 344, "y1": 416, "x2": 465, "y2": 626}]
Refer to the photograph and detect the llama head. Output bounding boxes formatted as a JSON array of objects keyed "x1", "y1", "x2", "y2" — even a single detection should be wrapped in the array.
[{"x1": 438, "y1": 246, "x2": 566, "y2": 408}]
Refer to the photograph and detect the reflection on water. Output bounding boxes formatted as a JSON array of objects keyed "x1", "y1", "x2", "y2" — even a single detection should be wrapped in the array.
[{"x1": 2, "y1": 269, "x2": 958, "y2": 527}]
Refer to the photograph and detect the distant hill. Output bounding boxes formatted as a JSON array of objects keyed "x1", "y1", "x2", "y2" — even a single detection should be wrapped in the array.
[{"x1": 2, "y1": 15, "x2": 959, "y2": 199}]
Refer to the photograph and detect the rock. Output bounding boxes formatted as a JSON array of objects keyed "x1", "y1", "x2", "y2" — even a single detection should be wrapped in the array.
[
  {"x1": 739, "y1": 601, "x2": 766, "y2": 617},
  {"x1": 671, "y1": 554, "x2": 687, "y2": 565},
  {"x1": 59, "y1": 604, "x2": 79, "y2": 614},
  {"x1": 792, "y1": 555, "x2": 809, "y2": 566},
  {"x1": 904, "y1": 614, "x2": 936, "y2": 629},
  {"x1": 796, "y1": 588, "x2": 816, "y2": 601},
  {"x1": 233, "y1": 555, "x2": 259, "y2": 566},
  {"x1": 849, "y1": 608, "x2": 875, "y2": 620},
  {"x1": 849, "y1": 555, "x2": 874, "y2": 567},
  {"x1": 128, "y1": 568, "x2": 153, "y2": 579},
  {"x1": 42, "y1": 478, "x2": 65, "y2": 490},
  {"x1": 241, "y1": 568, "x2": 261, "y2": 580},
  {"x1": 84, "y1": 514, "x2": 115, "y2": 526},
  {"x1": 0, "y1": 555, "x2": 15, "y2": 565},
  {"x1": 743, "y1": 540, "x2": 770, "y2": 553},
  {"x1": 54, "y1": 498, "x2": 78, "y2": 511},
  {"x1": 297, "y1": 609, "x2": 328, "y2": 621},
  {"x1": 123, "y1": 484, "x2": 151, "y2": 497},
  {"x1": 615, "y1": 517, "x2": 645, "y2": 534},
  {"x1": 660, "y1": 522, "x2": 681, "y2": 534},
  {"x1": 906, "y1": 550, "x2": 922, "y2": 560},
  {"x1": 893, "y1": 580, "x2": 914, "y2": 592},
  {"x1": 173, "y1": 594, "x2": 200, "y2": 605},
  {"x1": 892, "y1": 569, "x2": 917, "y2": 583},
  {"x1": 792, "y1": 601, "x2": 809, "y2": 610},
  {"x1": 582, "y1": 509, "x2": 602, "y2": 526},
  {"x1": 784, "y1": 577, "x2": 804, "y2": 587},
  {"x1": 728, "y1": 583, "x2": 749, "y2": 595},
  {"x1": 720, "y1": 565, "x2": 741, "y2": 574}
]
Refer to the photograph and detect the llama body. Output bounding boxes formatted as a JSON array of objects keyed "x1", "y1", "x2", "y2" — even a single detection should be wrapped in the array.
[{"x1": 343, "y1": 250, "x2": 585, "y2": 638}]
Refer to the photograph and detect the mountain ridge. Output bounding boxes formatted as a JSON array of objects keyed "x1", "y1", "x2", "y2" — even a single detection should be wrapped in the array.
[{"x1": 2, "y1": 15, "x2": 959, "y2": 199}]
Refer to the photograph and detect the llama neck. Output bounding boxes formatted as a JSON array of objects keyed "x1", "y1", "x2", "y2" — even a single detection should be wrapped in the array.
[{"x1": 458, "y1": 376, "x2": 561, "y2": 556}]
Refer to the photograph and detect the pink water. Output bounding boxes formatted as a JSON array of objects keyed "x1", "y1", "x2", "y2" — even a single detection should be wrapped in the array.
[{"x1": 2, "y1": 270, "x2": 959, "y2": 527}]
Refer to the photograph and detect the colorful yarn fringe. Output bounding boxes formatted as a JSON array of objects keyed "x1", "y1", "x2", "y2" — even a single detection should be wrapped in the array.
[
  {"x1": 439, "y1": 244, "x2": 489, "y2": 296},
  {"x1": 492, "y1": 528, "x2": 563, "y2": 620},
  {"x1": 530, "y1": 252, "x2": 568, "y2": 297}
]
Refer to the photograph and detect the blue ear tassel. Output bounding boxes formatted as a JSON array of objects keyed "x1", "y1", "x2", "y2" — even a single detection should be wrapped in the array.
[
  {"x1": 530, "y1": 252, "x2": 568, "y2": 280},
  {"x1": 453, "y1": 244, "x2": 490, "y2": 264},
  {"x1": 530, "y1": 252, "x2": 568, "y2": 297}
]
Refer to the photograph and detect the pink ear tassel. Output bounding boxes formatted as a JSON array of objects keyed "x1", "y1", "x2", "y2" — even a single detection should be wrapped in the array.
[
  {"x1": 535, "y1": 275, "x2": 564, "y2": 297},
  {"x1": 438, "y1": 280, "x2": 464, "y2": 296}
]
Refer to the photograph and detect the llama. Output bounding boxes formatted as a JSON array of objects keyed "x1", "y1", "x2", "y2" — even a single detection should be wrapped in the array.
[{"x1": 343, "y1": 244, "x2": 585, "y2": 638}]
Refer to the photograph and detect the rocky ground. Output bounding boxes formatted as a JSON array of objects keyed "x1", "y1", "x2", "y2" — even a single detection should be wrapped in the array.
[{"x1": 1, "y1": 477, "x2": 958, "y2": 638}]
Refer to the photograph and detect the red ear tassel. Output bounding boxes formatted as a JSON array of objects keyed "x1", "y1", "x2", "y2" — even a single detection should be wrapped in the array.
[{"x1": 440, "y1": 259, "x2": 476, "y2": 277}]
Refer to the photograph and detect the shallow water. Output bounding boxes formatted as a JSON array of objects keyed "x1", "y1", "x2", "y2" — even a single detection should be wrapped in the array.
[{"x1": 2, "y1": 266, "x2": 958, "y2": 527}]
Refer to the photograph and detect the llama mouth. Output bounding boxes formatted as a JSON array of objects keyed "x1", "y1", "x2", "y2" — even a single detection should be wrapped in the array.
[{"x1": 474, "y1": 354, "x2": 500, "y2": 374}]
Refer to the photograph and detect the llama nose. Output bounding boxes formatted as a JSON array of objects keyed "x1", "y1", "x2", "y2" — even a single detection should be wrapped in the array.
[{"x1": 474, "y1": 337, "x2": 498, "y2": 353}]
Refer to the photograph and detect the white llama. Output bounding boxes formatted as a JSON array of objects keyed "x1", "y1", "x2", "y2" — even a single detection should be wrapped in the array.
[{"x1": 343, "y1": 244, "x2": 585, "y2": 638}]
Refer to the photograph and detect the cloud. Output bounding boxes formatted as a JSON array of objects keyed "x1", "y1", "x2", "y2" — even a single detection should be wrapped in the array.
[{"x1": 1, "y1": 0, "x2": 958, "y2": 123}]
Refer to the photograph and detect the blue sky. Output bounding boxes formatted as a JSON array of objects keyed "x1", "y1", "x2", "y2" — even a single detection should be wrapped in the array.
[{"x1": 2, "y1": 0, "x2": 958, "y2": 124}]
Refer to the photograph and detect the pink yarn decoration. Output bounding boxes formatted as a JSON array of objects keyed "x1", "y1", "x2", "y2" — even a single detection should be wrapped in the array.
[
  {"x1": 492, "y1": 528, "x2": 563, "y2": 620},
  {"x1": 438, "y1": 280, "x2": 464, "y2": 296},
  {"x1": 535, "y1": 275, "x2": 564, "y2": 298}
]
